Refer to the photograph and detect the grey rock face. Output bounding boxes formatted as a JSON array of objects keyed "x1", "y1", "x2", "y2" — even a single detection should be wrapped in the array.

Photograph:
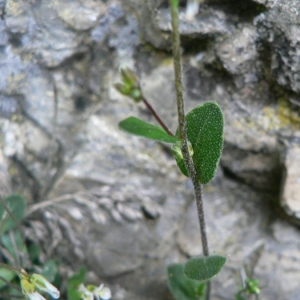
[
  {"x1": 5, "y1": 0, "x2": 89, "y2": 67},
  {"x1": 156, "y1": 5, "x2": 233, "y2": 37},
  {"x1": 216, "y1": 24, "x2": 258, "y2": 77},
  {"x1": 255, "y1": 3, "x2": 300, "y2": 93},
  {"x1": 280, "y1": 147, "x2": 300, "y2": 221},
  {"x1": 1, "y1": 1, "x2": 300, "y2": 300}
]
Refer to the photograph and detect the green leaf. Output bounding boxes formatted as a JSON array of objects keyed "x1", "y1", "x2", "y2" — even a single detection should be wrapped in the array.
[
  {"x1": 28, "y1": 242, "x2": 41, "y2": 263},
  {"x1": 68, "y1": 267, "x2": 86, "y2": 300},
  {"x1": 167, "y1": 263, "x2": 206, "y2": 300},
  {"x1": 8, "y1": 286, "x2": 23, "y2": 298},
  {"x1": 245, "y1": 278, "x2": 260, "y2": 294},
  {"x1": 42, "y1": 260, "x2": 58, "y2": 283},
  {"x1": 173, "y1": 102, "x2": 224, "y2": 184},
  {"x1": 0, "y1": 268, "x2": 16, "y2": 289},
  {"x1": 172, "y1": 142, "x2": 189, "y2": 177},
  {"x1": 1, "y1": 230, "x2": 27, "y2": 264},
  {"x1": 235, "y1": 294, "x2": 247, "y2": 300},
  {"x1": 119, "y1": 116, "x2": 179, "y2": 143},
  {"x1": 184, "y1": 255, "x2": 226, "y2": 282},
  {"x1": 172, "y1": 140, "x2": 194, "y2": 178},
  {"x1": 0, "y1": 194, "x2": 26, "y2": 234}
]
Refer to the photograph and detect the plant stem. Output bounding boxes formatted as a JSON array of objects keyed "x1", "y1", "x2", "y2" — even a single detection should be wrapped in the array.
[
  {"x1": 0, "y1": 275, "x2": 22, "y2": 292},
  {"x1": 169, "y1": 1, "x2": 186, "y2": 141},
  {"x1": 0, "y1": 195, "x2": 26, "y2": 254},
  {"x1": 142, "y1": 97, "x2": 175, "y2": 137},
  {"x1": 0, "y1": 262, "x2": 23, "y2": 275},
  {"x1": 169, "y1": 1, "x2": 210, "y2": 297}
]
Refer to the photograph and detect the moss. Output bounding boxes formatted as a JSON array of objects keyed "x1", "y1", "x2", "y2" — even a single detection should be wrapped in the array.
[
  {"x1": 277, "y1": 97, "x2": 300, "y2": 129},
  {"x1": 11, "y1": 114, "x2": 23, "y2": 123},
  {"x1": 8, "y1": 164, "x2": 19, "y2": 177},
  {"x1": 6, "y1": 0, "x2": 24, "y2": 17},
  {"x1": 261, "y1": 98, "x2": 300, "y2": 131},
  {"x1": 7, "y1": 72, "x2": 26, "y2": 93},
  {"x1": 161, "y1": 57, "x2": 174, "y2": 66}
]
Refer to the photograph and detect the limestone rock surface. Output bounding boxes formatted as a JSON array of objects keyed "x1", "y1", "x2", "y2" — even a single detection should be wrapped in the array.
[
  {"x1": 280, "y1": 147, "x2": 300, "y2": 221},
  {"x1": 1, "y1": 1, "x2": 300, "y2": 300}
]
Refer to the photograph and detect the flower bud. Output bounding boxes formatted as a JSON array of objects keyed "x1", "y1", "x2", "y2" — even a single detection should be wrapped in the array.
[
  {"x1": 21, "y1": 278, "x2": 46, "y2": 300},
  {"x1": 115, "y1": 68, "x2": 143, "y2": 103},
  {"x1": 30, "y1": 274, "x2": 60, "y2": 299}
]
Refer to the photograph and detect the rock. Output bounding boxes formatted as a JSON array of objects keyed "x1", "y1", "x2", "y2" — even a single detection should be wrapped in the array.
[
  {"x1": 255, "y1": 222, "x2": 300, "y2": 300},
  {"x1": 0, "y1": 19, "x2": 8, "y2": 46},
  {"x1": 55, "y1": 0, "x2": 105, "y2": 31},
  {"x1": 0, "y1": 46, "x2": 56, "y2": 129},
  {"x1": 0, "y1": 149, "x2": 12, "y2": 195},
  {"x1": 280, "y1": 147, "x2": 300, "y2": 220},
  {"x1": 1, "y1": 0, "x2": 300, "y2": 299},
  {"x1": 2, "y1": 116, "x2": 60, "y2": 200},
  {"x1": 124, "y1": 0, "x2": 172, "y2": 50},
  {"x1": 221, "y1": 140, "x2": 280, "y2": 191},
  {"x1": 216, "y1": 24, "x2": 258, "y2": 77},
  {"x1": 91, "y1": 4, "x2": 125, "y2": 44},
  {"x1": 156, "y1": 5, "x2": 232, "y2": 37},
  {"x1": 255, "y1": 3, "x2": 300, "y2": 93},
  {"x1": 5, "y1": 0, "x2": 89, "y2": 67},
  {"x1": 252, "y1": 0, "x2": 275, "y2": 7},
  {"x1": 0, "y1": 95, "x2": 20, "y2": 119}
]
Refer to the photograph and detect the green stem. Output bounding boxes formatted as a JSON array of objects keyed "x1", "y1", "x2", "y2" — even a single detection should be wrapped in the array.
[
  {"x1": 0, "y1": 263, "x2": 24, "y2": 276},
  {"x1": 169, "y1": 0, "x2": 210, "y2": 297},
  {"x1": 0, "y1": 275, "x2": 22, "y2": 292},
  {"x1": 170, "y1": 0, "x2": 186, "y2": 141},
  {"x1": 0, "y1": 294, "x2": 25, "y2": 299}
]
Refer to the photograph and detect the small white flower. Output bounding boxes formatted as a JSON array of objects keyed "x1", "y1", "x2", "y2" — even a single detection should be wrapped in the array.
[
  {"x1": 21, "y1": 278, "x2": 46, "y2": 300},
  {"x1": 30, "y1": 274, "x2": 60, "y2": 299},
  {"x1": 78, "y1": 283, "x2": 93, "y2": 300},
  {"x1": 186, "y1": 0, "x2": 200, "y2": 20},
  {"x1": 93, "y1": 284, "x2": 111, "y2": 300},
  {"x1": 26, "y1": 291, "x2": 47, "y2": 300}
]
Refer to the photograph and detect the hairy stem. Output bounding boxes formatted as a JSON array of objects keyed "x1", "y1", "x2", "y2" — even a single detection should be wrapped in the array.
[
  {"x1": 169, "y1": 2, "x2": 210, "y2": 298},
  {"x1": 169, "y1": 0, "x2": 209, "y2": 254},
  {"x1": 170, "y1": 1, "x2": 186, "y2": 141},
  {"x1": 142, "y1": 97, "x2": 175, "y2": 137}
]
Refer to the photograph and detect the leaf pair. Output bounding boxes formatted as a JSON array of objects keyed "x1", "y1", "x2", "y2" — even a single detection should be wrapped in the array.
[{"x1": 119, "y1": 102, "x2": 224, "y2": 184}]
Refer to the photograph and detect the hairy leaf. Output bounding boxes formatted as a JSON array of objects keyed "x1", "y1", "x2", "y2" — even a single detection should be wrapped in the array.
[
  {"x1": 173, "y1": 102, "x2": 224, "y2": 184},
  {"x1": 184, "y1": 255, "x2": 226, "y2": 281}
]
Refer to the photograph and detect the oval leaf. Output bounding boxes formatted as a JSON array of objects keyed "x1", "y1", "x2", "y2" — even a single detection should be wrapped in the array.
[
  {"x1": 0, "y1": 194, "x2": 26, "y2": 234},
  {"x1": 167, "y1": 263, "x2": 206, "y2": 300},
  {"x1": 119, "y1": 116, "x2": 179, "y2": 143},
  {"x1": 186, "y1": 102, "x2": 224, "y2": 184},
  {"x1": 173, "y1": 102, "x2": 224, "y2": 184},
  {"x1": 184, "y1": 255, "x2": 226, "y2": 282}
]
